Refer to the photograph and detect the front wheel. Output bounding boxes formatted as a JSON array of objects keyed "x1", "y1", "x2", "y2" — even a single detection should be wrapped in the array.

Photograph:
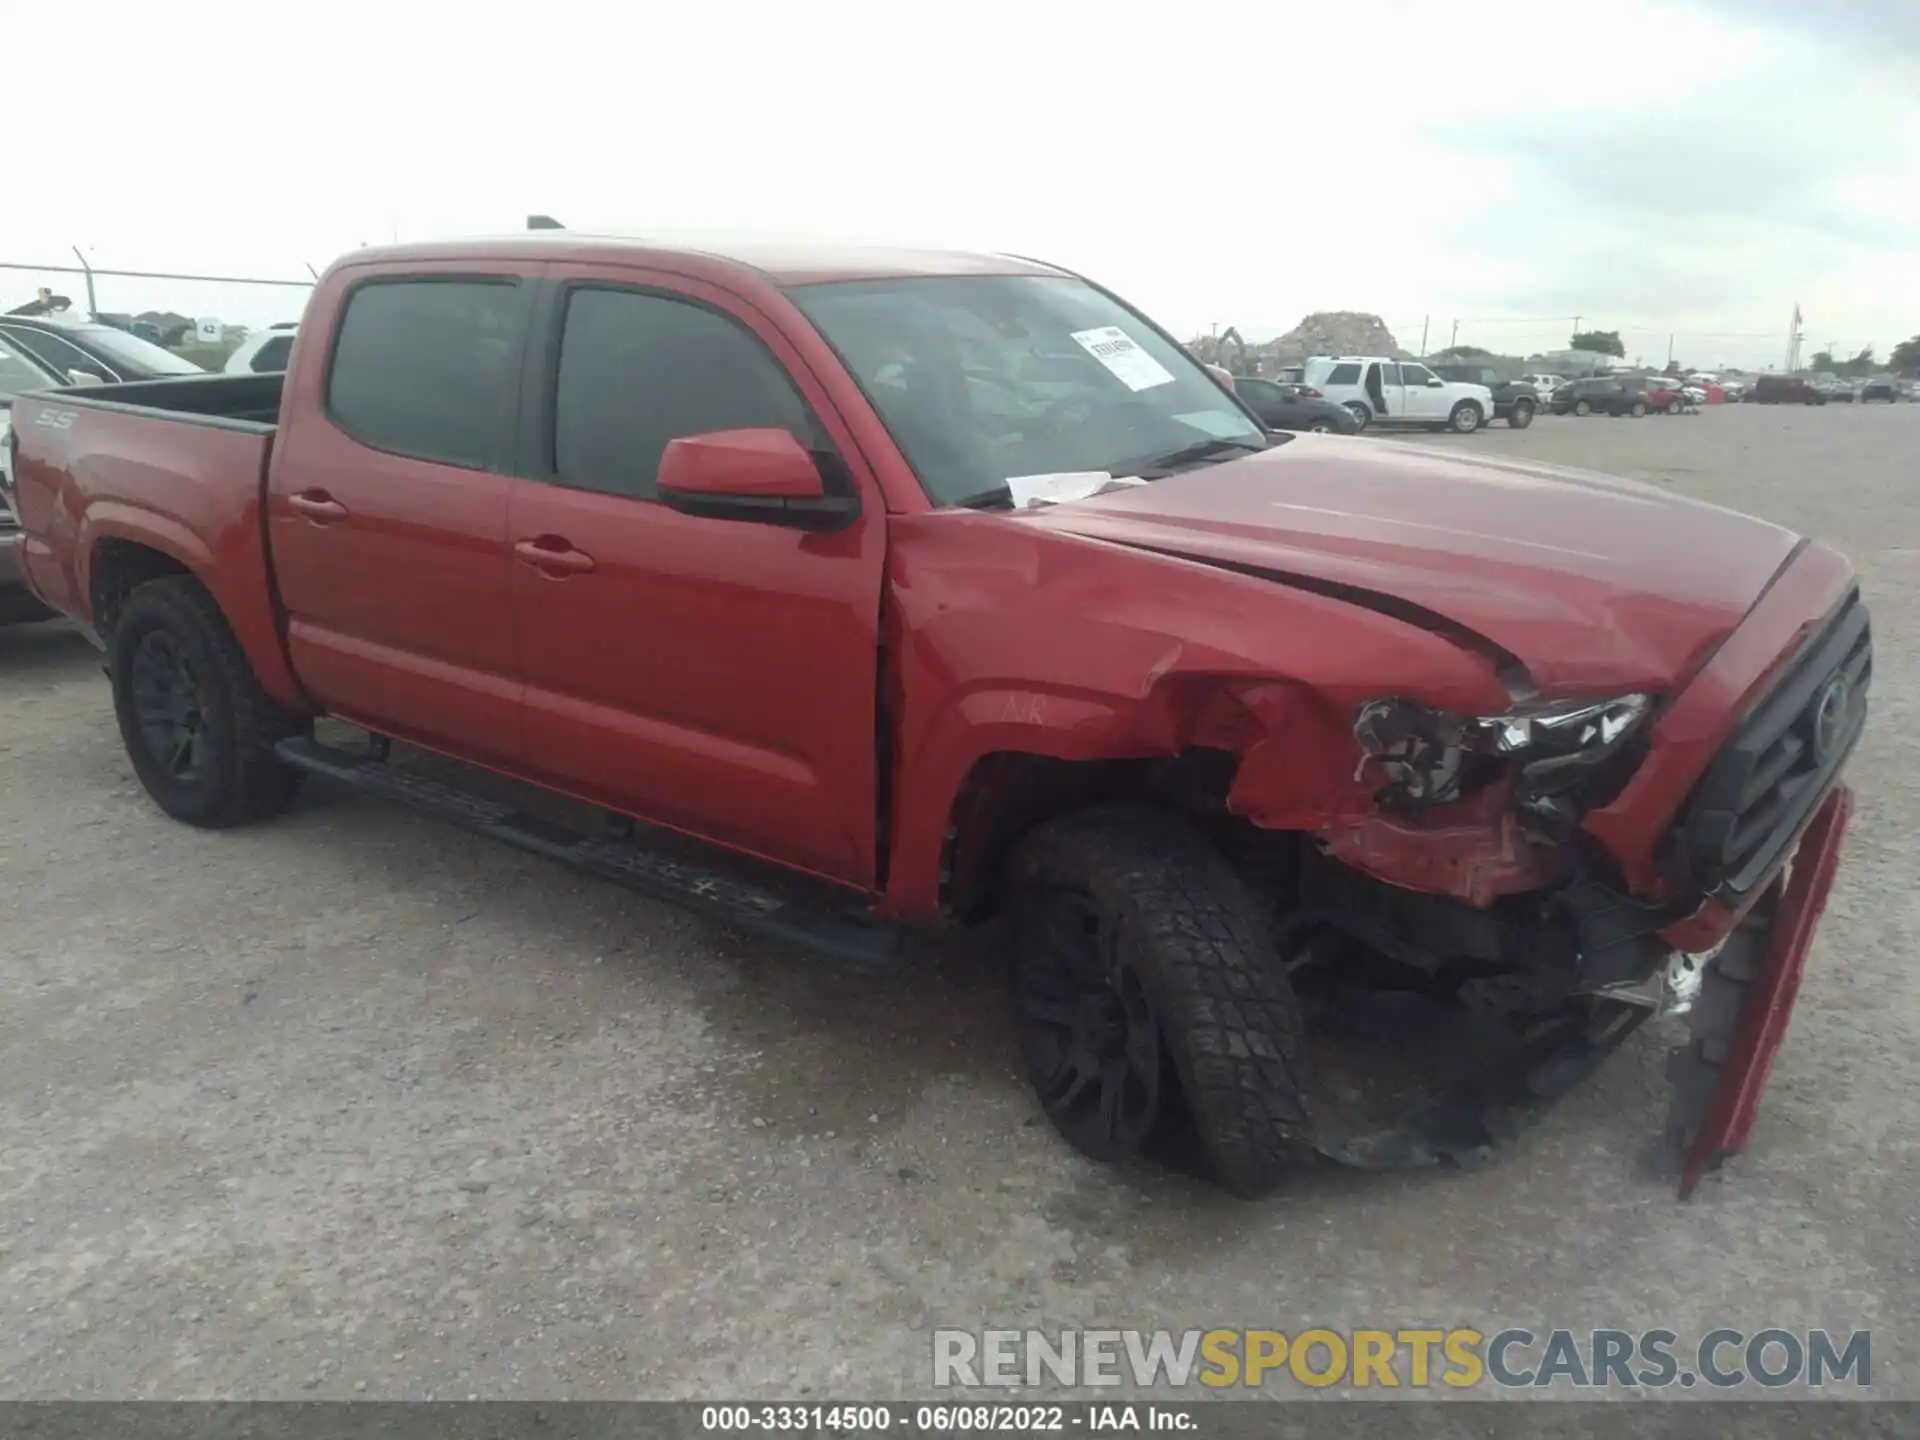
[
  {"x1": 1507, "y1": 399, "x2": 1535, "y2": 429},
  {"x1": 1449, "y1": 401, "x2": 1482, "y2": 433},
  {"x1": 1004, "y1": 806, "x2": 1315, "y2": 1198},
  {"x1": 1630, "y1": 400, "x2": 1648, "y2": 418},
  {"x1": 1343, "y1": 401, "x2": 1371, "y2": 431},
  {"x1": 109, "y1": 576, "x2": 307, "y2": 828},
  {"x1": 1573, "y1": 399, "x2": 1592, "y2": 416},
  {"x1": 1667, "y1": 398, "x2": 1685, "y2": 415},
  {"x1": 1308, "y1": 418, "x2": 1334, "y2": 433}
]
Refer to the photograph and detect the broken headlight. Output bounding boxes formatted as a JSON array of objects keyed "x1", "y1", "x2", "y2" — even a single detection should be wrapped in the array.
[{"x1": 1354, "y1": 694, "x2": 1651, "y2": 810}]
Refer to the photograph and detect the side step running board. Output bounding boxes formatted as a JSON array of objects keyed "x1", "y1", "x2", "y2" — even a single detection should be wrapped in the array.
[{"x1": 274, "y1": 737, "x2": 903, "y2": 970}]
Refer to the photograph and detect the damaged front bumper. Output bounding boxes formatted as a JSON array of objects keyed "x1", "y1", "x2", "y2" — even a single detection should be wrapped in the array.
[
  {"x1": 1314, "y1": 784, "x2": 1854, "y2": 1195},
  {"x1": 1313, "y1": 551, "x2": 1867, "y2": 1198}
]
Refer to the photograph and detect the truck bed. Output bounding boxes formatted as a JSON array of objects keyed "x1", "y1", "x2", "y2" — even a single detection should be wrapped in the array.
[
  {"x1": 8, "y1": 372, "x2": 302, "y2": 706},
  {"x1": 57, "y1": 372, "x2": 285, "y2": 429}
]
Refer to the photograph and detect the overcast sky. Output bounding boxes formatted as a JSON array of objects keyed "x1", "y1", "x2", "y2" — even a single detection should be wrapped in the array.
[{"x1": 10, "y1": 0, "x2": 1916, "y2": 369}]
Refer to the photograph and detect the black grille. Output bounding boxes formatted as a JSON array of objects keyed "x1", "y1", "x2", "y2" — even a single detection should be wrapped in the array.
[{"x1": 1665, "y1": 587, "x2": 1870, "y2": 900}]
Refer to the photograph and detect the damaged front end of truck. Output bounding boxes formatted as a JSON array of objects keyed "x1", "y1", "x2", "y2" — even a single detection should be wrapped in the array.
[
  {"x1": 906, "y1": 446, "x2": 1873, "y2": 1199},
  {"x1": 1210, "y1": 578, "x2": 1871, "y2": 1198}
]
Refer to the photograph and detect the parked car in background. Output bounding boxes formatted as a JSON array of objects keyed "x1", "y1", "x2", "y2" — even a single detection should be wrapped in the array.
[
  {"x1": 224, "y1": 323, "x2": 300, "y2": 374},
  {"x1": 0, "y1": 333, "x2": 90, "y2": 624},
  {"x1": 1548, "y1": 377, "x2": 1650, "y2": 417},
  {"x1": 1640, "y1": 379, "x2": 1685, "y2": 414},
  {"x1": 1859, "y1": 380, "x2": 1900, "y2": 403},
  {"x1": 1229, "y1": 374, "x2": 1360, "y2": 434},
  {"x1": 1519, "y1": 373, "x2": 1564, "y2": 404},
  {"x1": 1429, "y1": 364, "x2": 1539, "y2": 428},
  {"x1": 1273, "y1": 365, "x2": 1306, "y2": 384},
  {"x1": 1302, "y1": 356, "x2": 1492, "y2": 432},
  {"x1": 1817, "y1": 380, "x2": 1857, "y2": 404},
  {"x1": 1751, "y1": 375, "x2": 1827, "y2": 405},
  {"x1": 0, "y1": 314, "x2": 209, "y2": 384}
]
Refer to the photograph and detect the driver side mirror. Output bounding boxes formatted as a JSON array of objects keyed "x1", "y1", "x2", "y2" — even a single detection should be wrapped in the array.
[
  {"x1": 67, "y1": 368, "x2": 106, "y2": 386},
  {"x1": 657, "y1": 427, "x2": 859, "y2": 532},
  {"x1": 1425, "y1": 377, "x2": 1444, "y2": 387}
]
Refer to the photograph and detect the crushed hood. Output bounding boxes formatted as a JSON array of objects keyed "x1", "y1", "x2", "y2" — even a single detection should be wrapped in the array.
[{"x1": 1020, "y1": 437, "x2": 1803, "y2": 693}]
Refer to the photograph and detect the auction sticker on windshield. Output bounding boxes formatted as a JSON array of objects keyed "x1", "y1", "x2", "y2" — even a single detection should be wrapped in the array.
[{"x1": 1071, "y1": 326, "x2": 1176, "y2": 391}]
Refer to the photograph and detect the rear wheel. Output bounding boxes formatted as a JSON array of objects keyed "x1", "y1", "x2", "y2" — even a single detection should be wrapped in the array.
[
  {"x1": 1449, "y1": 401, "x2": 1482, "y2": 433},
  {"x1": 1507, "y1": 399, "x2": 1535, "y2": 429},
  {"x1": 1004, "y1": 805, "x2": 1315, "y2": 1198},
  {"x1": 1308, "y1": 417, "x2": 1334, "y2": 433},
  {"x1": 109, "y1": 576, "x2": 307, "y2": 828}
]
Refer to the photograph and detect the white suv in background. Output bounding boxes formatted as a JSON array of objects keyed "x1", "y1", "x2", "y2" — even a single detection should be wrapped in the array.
[
  {"x1": 1304, "y1": 356, "x2": 1495, "y2": 433},
  {"x1": 224, "y1": 322, "x2": 299, "y2": 374}
]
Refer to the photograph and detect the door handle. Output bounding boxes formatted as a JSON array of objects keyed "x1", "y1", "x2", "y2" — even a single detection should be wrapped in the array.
[
  {"x1": 288, "y1": 490, "x2": 348, "y2": 523},
  {"x1": 513, "y1": 537, "x2": 596, "y2": 575}
]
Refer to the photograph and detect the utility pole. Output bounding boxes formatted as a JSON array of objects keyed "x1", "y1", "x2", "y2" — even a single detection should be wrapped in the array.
[
  {"x1": 1449, "y1": 319, "x2": 1459, "y2": 350},
  {"x1": 70, "y1": 245, "x2": 97, "y2": 316},
  {"x1": 1419, "y1": 315, "x2": 1429, "y2": 355},
  {"x1": 1667, "y1": 334, "x2": 1674, "y2": 366}
]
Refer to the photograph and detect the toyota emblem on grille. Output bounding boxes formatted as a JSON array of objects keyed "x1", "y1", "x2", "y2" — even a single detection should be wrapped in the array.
[{"x1": 1812, "y1": 675, "x2": 1852, "y2": 762}]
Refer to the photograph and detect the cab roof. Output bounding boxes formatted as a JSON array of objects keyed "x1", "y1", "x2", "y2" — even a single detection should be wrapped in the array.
[{"x1": 333, "y1": 231, "x2": 1070, "y2": 289}]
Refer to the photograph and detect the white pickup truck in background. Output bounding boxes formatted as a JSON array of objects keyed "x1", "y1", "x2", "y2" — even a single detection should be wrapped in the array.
[{"x1": 1303, "y1": 356, "x2": 1495, "y2": 433}]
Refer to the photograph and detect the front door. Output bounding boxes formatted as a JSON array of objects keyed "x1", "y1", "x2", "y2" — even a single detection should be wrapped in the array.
[
  {"x1": 268, "y1": 270, "x2": 533, "y2": 767},
  {"x1": 506, "y1": 269, "x2": 888, "y2": 888},
  {"x1": 1398, "y1": 362, "x2": 1446, "y2": 420}
]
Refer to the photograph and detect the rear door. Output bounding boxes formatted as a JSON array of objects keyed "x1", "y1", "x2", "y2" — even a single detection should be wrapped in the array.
[
  {"x1": 504, "y1": 268, "x2": 889, "y2": 887},
  {"x1": 268, "y1": 269, "x2": 534, "y2": 767},
  {"x1": 1366, "y1": 362, "x2": 1405, "y2": 419}
]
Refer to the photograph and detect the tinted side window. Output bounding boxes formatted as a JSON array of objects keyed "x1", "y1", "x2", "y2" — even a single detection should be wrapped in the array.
[
  {"x1": 1326, "y1": 363, "x2": 1361, "y2": 385},
  {"x1": 250, "y1": 335, "x2": 295, "y2": 372},
  {"x1": 327, "y1": 280, "x2": 521, "y2": 470},
  {"x1": 1399, "y1": 364, "x2": 1432, "y2": 385},
  {"x1": 1235, "y1": 377, "x2": 1285, "y2": 403},
  {"x1": 552, "y1": 289, "x2": 811, "y2": 500},
  {"x1": 2, "y1": 327, "x2": 104, "y2": 378},
  {"x1": 1379, "y1": 364, "x2": 1404, "y2": 385}
]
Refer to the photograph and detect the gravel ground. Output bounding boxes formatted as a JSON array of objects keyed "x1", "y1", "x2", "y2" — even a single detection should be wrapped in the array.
[{"x1": 2, "y1": 402, "x2": 1916, "y2": 1401}]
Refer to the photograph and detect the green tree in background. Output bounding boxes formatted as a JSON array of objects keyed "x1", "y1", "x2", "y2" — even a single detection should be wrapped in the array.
[
  {"x1": 1570, "y1": 330, "x2": 1625, "y2": 357},
  {"x1": 1890, "y1": 335, "x2": 1920, "y2": 373}
]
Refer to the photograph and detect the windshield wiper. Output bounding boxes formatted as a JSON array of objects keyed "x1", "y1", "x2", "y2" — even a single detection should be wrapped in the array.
[
  {"x1": 1123, "y1": 435, "x2": 1269, "y2": 479},
  {"x1": 950, "y1": 484, "x2": 1014, "y2": 510}
]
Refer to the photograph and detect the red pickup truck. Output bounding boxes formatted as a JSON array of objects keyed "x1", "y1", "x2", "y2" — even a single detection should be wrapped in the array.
[{"x1": 4, "y1": 233, "x2": 1869, "y2": 1198}]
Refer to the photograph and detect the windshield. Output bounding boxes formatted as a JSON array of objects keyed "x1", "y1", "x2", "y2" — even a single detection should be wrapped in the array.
[
  {"x1": 68, "y1": 324, "x2": 207, "y2": 376},
  {"x1": 790, "y1": 275, "x2": 1265, "y2": 507}
]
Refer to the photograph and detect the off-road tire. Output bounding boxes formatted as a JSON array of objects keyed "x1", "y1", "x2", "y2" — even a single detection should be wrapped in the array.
[
  {"x1": 1663, "y1": 886, "x2": 1779, "y2": 1157},
  {"x1": 1003, "y1": 804, "x2": 1315, "y2": 1198},
  {"x1": 1508, "y1": 399, "x2": 1535, "y2": 429},
  {"x1": 109, "y1": 576, "x2": 307, "y2": 828},
  {"x1": 1449, "y1": 401, "x2": 1482, "y2": 433}
]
